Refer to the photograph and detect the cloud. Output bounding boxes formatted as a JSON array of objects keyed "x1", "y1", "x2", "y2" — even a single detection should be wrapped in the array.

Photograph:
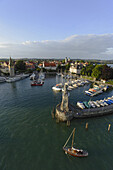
[{"x1": 0, "y1": 34, "x2": 113, "y2": 59}]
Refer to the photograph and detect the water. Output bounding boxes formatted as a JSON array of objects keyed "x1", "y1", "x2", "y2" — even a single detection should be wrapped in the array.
[{"x1": 0, "y1": 76, "x2": 113, "y2": 170}]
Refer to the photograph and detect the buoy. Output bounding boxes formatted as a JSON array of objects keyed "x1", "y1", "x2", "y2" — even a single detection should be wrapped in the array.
[
  {"x1": 85, "y1": 123, "x2": 88, "y2": 130},
  {"x1": 108, "y1": 124, "x2": 111, "y2": 132}
]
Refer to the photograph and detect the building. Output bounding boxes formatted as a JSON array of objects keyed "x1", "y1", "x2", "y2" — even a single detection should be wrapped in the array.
[
  {"x1": 25, "y1": 61, "x2": 35, "y2": 70},
  {"x1": 69, "y1": 63, "x2": 83, "y2": 74},
  {"x1": 42, "y1": 61, "x2": 57, "y2": 70}
]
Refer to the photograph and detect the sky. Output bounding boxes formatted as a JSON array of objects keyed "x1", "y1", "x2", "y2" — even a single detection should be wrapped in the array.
[{"x1": 0, "y1": 0, "x2": 113, "y2": 59}]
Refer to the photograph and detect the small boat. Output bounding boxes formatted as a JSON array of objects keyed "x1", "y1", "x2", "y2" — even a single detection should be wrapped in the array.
[
  {"x1": 52, "y1": 84, "x2": 63, "y2": 91},
  {"x1": 85, "y1": 91, "x2": 92, "y2": 96},
  {"x1": 83, "y1": 101, "x2": 91, "y2": 108},
  {"x1": 88, "y1": 101, "x2": 96, "y2": 108},
  {"x1": 96, "y1": 100, "x2": 104, "y2": 107},
  {"x1": 31, "y1": 80, "x2": 44, "y2": 86},
  {"x1": 92, "y1": 101, "x2": 100, "y2": 107},
  {"x1": 77, "y1": 102, "x2": 85, "y2": 109},
  {"x1": 63, "y1": 128, "x2": 88, "y2": 157}
]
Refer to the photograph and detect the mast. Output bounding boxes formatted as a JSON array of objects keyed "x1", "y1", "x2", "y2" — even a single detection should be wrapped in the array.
[
  {"x1": 71, "y1": 128, "x2": 75, "y2": 148},
  {"x1": 63, "y1": 128, "x2": 75, "y2": 148}
]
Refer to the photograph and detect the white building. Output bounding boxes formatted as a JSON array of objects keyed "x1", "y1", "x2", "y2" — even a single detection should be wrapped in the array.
[
  {"x1": 69, "y1": 63, "x2": 83, "y2": 74},
  {"x1": 43, "y1": 61, "x2": 57, "y2": 70}
]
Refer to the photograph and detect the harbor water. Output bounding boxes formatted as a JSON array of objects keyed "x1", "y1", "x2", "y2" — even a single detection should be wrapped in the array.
[{"x1": 0, "y1": 76, "x2": 113, "y2": 170}]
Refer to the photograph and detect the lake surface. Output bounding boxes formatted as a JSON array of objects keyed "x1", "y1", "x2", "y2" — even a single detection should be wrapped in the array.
[{"x1": 0, "y1": 76, "x2": 113, "y2": 170}]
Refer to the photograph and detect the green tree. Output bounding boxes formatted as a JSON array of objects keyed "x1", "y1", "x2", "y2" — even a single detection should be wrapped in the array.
[
  {"x1": 91, "y1": 65, "x2": 103, "y2": 80},
  {"x1": 80, "y1": 67, "x2": 86, "y2": 75},
  {"x1": 15, "y1": 60, "x2": 26, "y2": 72},
  {"x1": 36, "y1": 67, "x2": 41, "y2": 72},
  {"x1": 65, "y1": 63, "x2": 70, "y2": 71},
  {"x1": 101, "y1": 65, "x2": 113, "y2": 80},
  {"x1": 86, "y1": 64, "x2": 95, "y2": 76}
]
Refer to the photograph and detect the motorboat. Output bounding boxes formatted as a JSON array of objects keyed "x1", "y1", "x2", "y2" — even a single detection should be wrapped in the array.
[
  {"x1": 96, "y1": 100, "x2": 104, "y2": 107},
  {"x1": 88, "y1": 101, "x2": 96, "y2": 108},
  {"x1": 52, "y1": 84, "x2": 63, "y2": 91},
  {"x1": 85, "y1": 91, "x2": 92, "y2": 96},
  {"x1": 92, "y1": 101, "x2": 100, "y2": 107},
  {"x1": 83, "y1": 101, "x2": 91, "y2": 108},
  {"x1": 77, "y1": 102, "x2": 85, "y2": 109}
]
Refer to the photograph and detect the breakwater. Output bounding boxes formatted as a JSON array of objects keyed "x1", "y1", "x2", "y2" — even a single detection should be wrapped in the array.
[{"x1": 56, "y1": 102, "x2": 113, "y2": 121}]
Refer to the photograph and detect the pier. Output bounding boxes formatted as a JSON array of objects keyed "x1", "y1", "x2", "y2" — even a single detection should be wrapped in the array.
[{"x1": 55, "y1": 83, "x2": 113, "y2": 122}]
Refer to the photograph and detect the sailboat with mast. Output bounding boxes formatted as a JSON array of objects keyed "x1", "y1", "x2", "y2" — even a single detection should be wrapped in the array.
[
  {"x1": 63, "y1": 128, "x2": 88, "y2": 157},
  {"x1": 31, "y1": 72, "x2": 44, "y2": 86}
]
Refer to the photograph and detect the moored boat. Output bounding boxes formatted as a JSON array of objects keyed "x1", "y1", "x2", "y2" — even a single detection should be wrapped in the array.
[
  {"x1": 52, "y1": 84, "x2": 63, "y2": 91},
  {"x1": 77, "y1": 102, "x2": 85, "y2": 109}
]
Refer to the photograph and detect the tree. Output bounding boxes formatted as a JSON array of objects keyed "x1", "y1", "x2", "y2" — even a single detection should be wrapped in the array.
[
  {"x1": 80, "y1": 63, "x2": 94, "y2": 76},
  {"x1": 65, "y1": 63, "x2": 70, "y2": 71},
  {"x1": 80, "y1": 67, "x2": 86, "y2": 75},
  {"x1": 101, "y1": 65, "x2": 113, "y2": 80},
  {"x1": 15, "y1": 60, "x2": 26, "y2": 72},
  {"x1": 91, "y1": 65, "x2": 103, "y2": 80}
]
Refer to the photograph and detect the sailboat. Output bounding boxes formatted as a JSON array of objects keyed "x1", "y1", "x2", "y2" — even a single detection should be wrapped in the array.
[
  {"x1": 31, "y1": 72, "x2": 44, "y2": 86},
  {"x1": 63, "y1": 128, "x2": 88, "y2": 157}
]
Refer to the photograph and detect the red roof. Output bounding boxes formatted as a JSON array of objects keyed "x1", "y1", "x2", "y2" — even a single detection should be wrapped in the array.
[{"x1": 44, "y1": 62, "x2": 56, "y2": 67}]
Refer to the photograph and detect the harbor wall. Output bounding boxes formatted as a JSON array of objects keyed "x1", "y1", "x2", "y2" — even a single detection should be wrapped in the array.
[{"x1": 55, "y1": 103, "x2": 113, "y2": 121}]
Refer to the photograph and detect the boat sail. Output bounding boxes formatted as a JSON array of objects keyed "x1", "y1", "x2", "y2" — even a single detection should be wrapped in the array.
[{"x1": 63, "y1": 128, "x2": 88, "y2": 157}]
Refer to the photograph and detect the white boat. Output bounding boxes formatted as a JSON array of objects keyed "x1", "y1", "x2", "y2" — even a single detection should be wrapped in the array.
[
  {"x1": 88, "y1": 101, "x2": 96, "y2": 108},
  {"x1": 85, "y1": 91, "x2": 92, "y2": 96},
  {"x1": 96, "y1": 100, "x2": 104, "y2": 107},
  {"x1": 68, "y1": 85, "x2": 74, "y2": 89},
  {"x1": 73, "y1": 83, "x2": 78, "y2": 88},
  {"x1": 100, "y1": 100, "x2": 108, "y2": 106},
  {"x1": 52, "y1": 84, "x2": 63, "y2": 91},
  {"x1": 77, "y1": 102, "x2": 85, "y2": 109},
  {"x1": 92, "y1": 101, "x2": 100, "y2": 107}
]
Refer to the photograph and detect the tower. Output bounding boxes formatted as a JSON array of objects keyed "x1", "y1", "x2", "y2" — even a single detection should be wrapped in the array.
[
  {"x1": 9, "y1": 57, "x2": 15, "y2": 77},
  {"x1": 60, "y1": 84, "x2": 69, "y2": 112}
]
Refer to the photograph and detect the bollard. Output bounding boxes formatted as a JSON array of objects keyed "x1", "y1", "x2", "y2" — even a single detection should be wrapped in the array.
[
  {"x1": 85, "y1": 123, "x2": 88, "y2": 130},
  {"x1": 108, "y1": 124, "x2": 111, "y2": 132},
  {"x1": 67, "y1": 120, "x2": 70, "y2": 127}
]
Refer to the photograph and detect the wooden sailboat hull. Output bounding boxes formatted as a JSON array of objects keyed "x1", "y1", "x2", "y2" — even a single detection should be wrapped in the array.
[{"x1": 63, "y1": 147, "x2": 88, "y2": 157}]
